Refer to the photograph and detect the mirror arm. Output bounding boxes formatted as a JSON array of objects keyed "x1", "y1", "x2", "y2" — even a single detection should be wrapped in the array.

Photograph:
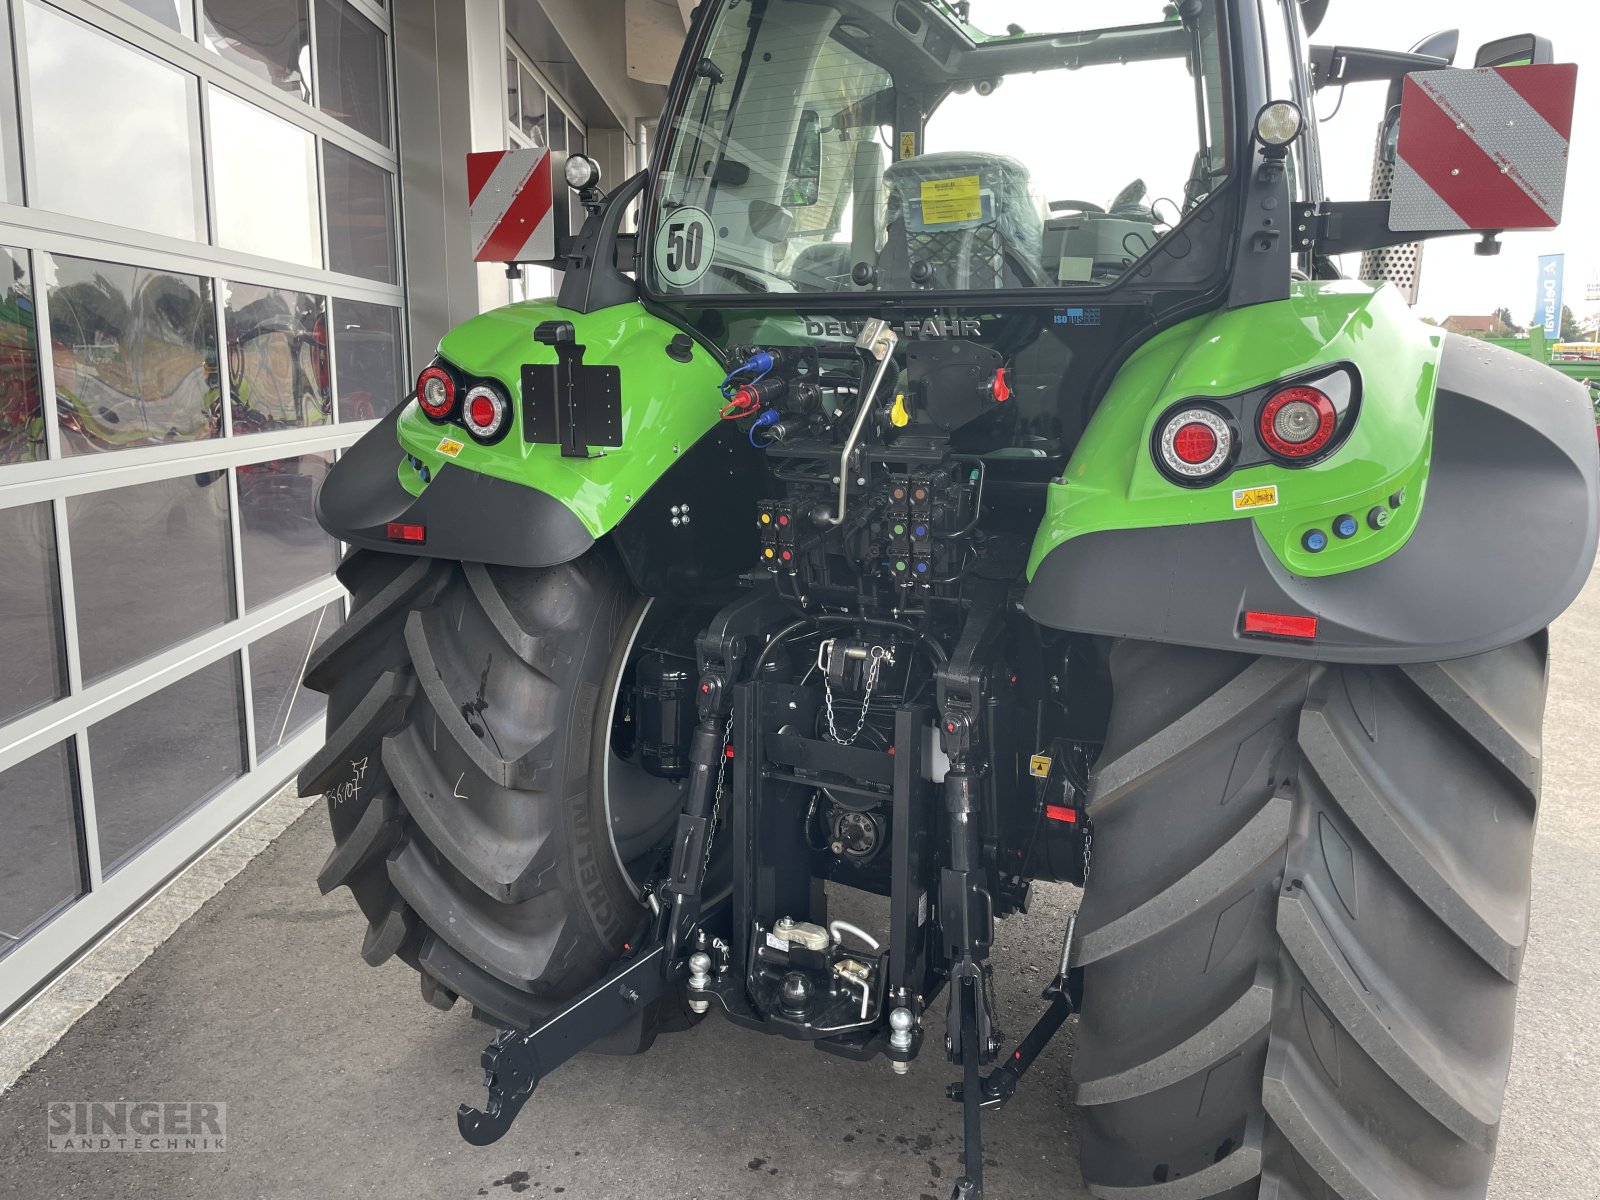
[{"x1": 1308, "y1": 44, "x2": 1451, "y2": 91}]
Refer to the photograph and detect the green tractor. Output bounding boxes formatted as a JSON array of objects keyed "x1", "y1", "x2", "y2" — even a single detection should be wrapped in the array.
[{"x1": 299, "y1": 2, "x2": 1595, "y2": 1196}]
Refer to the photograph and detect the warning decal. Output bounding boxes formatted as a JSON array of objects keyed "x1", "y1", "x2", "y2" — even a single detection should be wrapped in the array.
[
  {"x1": 1391, "y1": 64, "x2": 1577, "y2": 232},
  {"x1": 1233, "y1": 485, "x2": 1279, "y2": 511},
  {"x1": 920, "y1": 175, "x2": 983, "y2": 224}
]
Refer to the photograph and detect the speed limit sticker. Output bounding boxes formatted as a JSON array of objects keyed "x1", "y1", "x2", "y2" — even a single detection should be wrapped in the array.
[{"x1": 655, "y1": 206, "x2": 716, "y2": 287}]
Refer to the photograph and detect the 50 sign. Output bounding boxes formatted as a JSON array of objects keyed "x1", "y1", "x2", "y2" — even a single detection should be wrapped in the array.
[{"x1": 654, "y1": 206, "x2": 715, "y2": 287}]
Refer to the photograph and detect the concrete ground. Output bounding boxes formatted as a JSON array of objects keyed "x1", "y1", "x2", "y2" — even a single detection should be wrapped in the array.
[{"x1": 2, "y1": 570, "x2": 1597, "y2": 1200}]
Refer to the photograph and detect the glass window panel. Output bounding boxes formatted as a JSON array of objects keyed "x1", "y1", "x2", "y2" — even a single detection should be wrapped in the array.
[
  {"x1": 25, "y1": 3, "x2": 204, "y2": 242},
  {"x1": 505, "y1": 51, "x2": 519, "y2": 127},
  {"x1": 68, "y1": 475, "x2": 234, "y2": 683},
  {"x1": 518, "y1": 68, "x2": 547, "y2": 146},
  {"x1": 47, "y1": 256, "x2": 219, "y2": 456},
  {"x1": 223, "y1": 282, "x2": 331, "y2": 434},
  {"x1": 250, "y1": 602, "x2": 340, "y2": 755},
  {"x1": 209, "y1": 88, "x2": 322, "y2": 268},
  {"x1": 238, "y1": 452, "x2": 338, "y2": 609},
  {"x1": 202, "y1": 0, "x2": 308, "y2": 98},
  {"x1": 222, "y1": 281, "x2": 331, "y2": 432},
  {"x1": 119, "y1": 0, "x2": 193, "y2": 36},
  {"x1": 0, "y1": 740, "x2": 82, "y2": 958},
  {"x1": 90, "y1": 657, "x2": 245, "y2": 874},
  {"x1": 323, "y1": 144, "x2": 396, "y2": 283},
  {"x1": 0, "y1": 247, "x2": 44, "y2": 465},
  {"x1": 0, "y1": 13, "x2": 22, "y2": 204},
  {"x1": 316, "y1": 0, "x2": 390, "y2": 146},
  {"x1": 332, "y1": 298, "x2": 402, "y2": 421},
  {"x1": 0, "y1": 503, "x2": 67, "y2": 727},
  {"x1": 548, "y1": 105, "x2": 567, "y2": 153}
]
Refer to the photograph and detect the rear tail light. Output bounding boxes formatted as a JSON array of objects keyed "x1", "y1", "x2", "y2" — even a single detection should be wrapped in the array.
[
  {"x1": 417, "y1": 366, "x2": 456, "y2": 420},
  {"x1": 1156, "y1": 407, "x2": 1233, "y2": 483},
  {"x1": 1259, "y1": 386, "x2": 1337, "y2": 459},
  {"x1": 461, "y1": 383, "x2": 510, "y2": 443}
]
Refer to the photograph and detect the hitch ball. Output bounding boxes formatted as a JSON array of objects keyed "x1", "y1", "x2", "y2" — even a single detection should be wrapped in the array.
[
  {"x1": 888, "y1": 1006, "x2": 916, "y2": 1075},
  {"x1": 779, "y1": 971, "x2": 815, "y2": 1017},
  {"x1": 687, "y1": 951, "x2": 713, "y2": 1015}
]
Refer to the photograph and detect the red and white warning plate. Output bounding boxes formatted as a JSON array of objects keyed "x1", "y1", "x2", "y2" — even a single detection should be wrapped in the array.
[
  {"x1": 1391, "y1": 64, "x2": 1578, "y2": 232},
  {"x1": 467, "y1": 147, "x2": 556, "y2": 263}
]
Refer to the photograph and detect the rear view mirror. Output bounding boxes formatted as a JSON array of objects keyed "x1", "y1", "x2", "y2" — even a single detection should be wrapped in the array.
[
  {"x1": 1388, "y1": 63, "x2": 1578, "y2": 234},
  {"x1": 785, "y1": 109, "x2": 823, "y2": 207},
  {"x1": 1475, "y1": 34, "x2": 1555, "y2": 68}
]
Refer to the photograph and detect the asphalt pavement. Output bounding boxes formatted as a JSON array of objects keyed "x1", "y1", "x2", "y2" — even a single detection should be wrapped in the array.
[{"x1": 1, "y1": 567, "x2": 1597, "y2": 1200}]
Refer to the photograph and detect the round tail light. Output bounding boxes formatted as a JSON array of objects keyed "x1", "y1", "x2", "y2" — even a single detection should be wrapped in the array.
[
  {"x1": 417, "y1": 366, "x2": 455, "y2": 420},
  {"x1": 1157, "y1": 407, "x2": 1233, "y2": 482},
  {"x1": 461, "y1": 383, "x2": 509, "y2": 442},
  {"x1": 1259, "y1": 386, "x2": 1337, "y2": 458}
]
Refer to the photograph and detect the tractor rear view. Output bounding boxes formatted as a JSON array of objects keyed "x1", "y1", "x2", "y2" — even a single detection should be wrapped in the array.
[{"x1": 298, "y1": 2, "x2": 1594, "y2": 1196}]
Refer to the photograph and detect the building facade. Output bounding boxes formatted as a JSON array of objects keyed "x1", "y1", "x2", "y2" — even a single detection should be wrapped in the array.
[{"x1": 0, "y1": 0, "x2": 674, "y2": 1018}]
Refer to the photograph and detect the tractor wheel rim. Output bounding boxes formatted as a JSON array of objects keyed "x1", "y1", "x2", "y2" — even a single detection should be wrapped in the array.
[{"x1": 599, "y1": 598, "x2": 690, "y2": 900}]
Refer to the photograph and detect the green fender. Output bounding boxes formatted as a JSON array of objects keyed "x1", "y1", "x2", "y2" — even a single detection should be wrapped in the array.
[
  {"x1": 315, "y1": 301, "x2": 735, "y2": 571},
  {"x1": 1023, "y1": 282, "x2": 1600, "y2": 662},
  {"x1": 399, "y1": 301, "x2": 726, "y2": 534},
  {"x1": 1026, "y1": 281, "x2": 1441, "y2": 582}
]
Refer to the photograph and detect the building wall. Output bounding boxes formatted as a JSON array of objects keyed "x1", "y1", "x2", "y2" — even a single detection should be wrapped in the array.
[
  {"x1": 0, "y1": 0, "x2": 680, "y2": 1020},
  {"x1": 0, "y1": 0, "x2": 405, "y2": 1018}
]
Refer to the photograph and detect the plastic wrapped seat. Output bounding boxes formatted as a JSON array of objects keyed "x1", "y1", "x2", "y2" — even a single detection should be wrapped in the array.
[{"x1": 882, "y1": 152, "x2": 1046, "y2": 289}]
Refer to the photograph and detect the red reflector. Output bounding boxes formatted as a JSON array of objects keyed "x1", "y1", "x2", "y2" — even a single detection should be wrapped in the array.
[
  {"x1": 386, "y1": 522, "x2": 426, "y2": 543},
  {"x1": 1242, "y1": 610, "x2": 1318, "y2": 640},
  {"x1": 1045, "y1": 804, "x2": 1078, "y2": 824},
  {"x1": 724, "y1": 745, "x2": 736, "y2": 759}
]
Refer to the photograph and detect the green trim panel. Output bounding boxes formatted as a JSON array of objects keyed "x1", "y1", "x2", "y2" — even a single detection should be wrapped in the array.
[
  {"x1": 1026, "y1": 281, "x2": 1442, "y2": 580},
  {"x1": 393, "y1": 301, "x2": 725, "y2": 537}
]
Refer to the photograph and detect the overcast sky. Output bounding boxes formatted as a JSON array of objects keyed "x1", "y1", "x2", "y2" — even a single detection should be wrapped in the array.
[{"x1": 1309, "y1": 0, "x2": 1597, "y2": 326}]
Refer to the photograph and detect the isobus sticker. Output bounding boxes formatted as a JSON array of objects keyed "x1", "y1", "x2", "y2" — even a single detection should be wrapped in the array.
[
  {"x1": 1233, "y1": 485, "x2": 1279, "y2": 511},
  {"x1": 655, "y1": 206, "x2": 716, "y2": 288}
]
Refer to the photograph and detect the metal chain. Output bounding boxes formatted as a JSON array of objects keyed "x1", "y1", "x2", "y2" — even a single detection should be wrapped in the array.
[
  {"x1": 702, "y1": 711, "x2": 736, "y2": 881},
  {"x1": 824, "y1": 645, "x2": 885, "y2": 746},
  {"x1": 1081, "y1": 820, "x2": 1094, "y2": 884}
]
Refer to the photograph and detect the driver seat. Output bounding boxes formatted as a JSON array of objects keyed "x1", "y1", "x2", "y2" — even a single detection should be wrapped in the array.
[{"x1": 880, "y1": 151, "x2": 1046, "y2": 290}]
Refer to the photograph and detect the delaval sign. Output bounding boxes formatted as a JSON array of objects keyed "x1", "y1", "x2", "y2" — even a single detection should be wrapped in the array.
[{"x1": 1535, "y1": 254, "x2": 1565, "y2": 338}]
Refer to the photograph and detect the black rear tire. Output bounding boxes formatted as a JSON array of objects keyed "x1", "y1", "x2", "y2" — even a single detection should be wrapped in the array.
[
  {"x1": 1071, "y1": 635, "x2": 1547, "y2": 1199},
  {"x1": 298, "y1": 546, "x2": 686, "y2": 1035}
]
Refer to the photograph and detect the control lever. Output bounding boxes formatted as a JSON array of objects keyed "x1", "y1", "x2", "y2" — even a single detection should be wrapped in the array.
[{"x1": 822, "y1": 319, "x2": 898, "y2": 527}]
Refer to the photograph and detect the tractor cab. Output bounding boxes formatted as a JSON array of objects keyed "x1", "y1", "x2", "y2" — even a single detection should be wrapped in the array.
[{"x1": 644, "y1": 0, "x2": 1245, "y2": 305}]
